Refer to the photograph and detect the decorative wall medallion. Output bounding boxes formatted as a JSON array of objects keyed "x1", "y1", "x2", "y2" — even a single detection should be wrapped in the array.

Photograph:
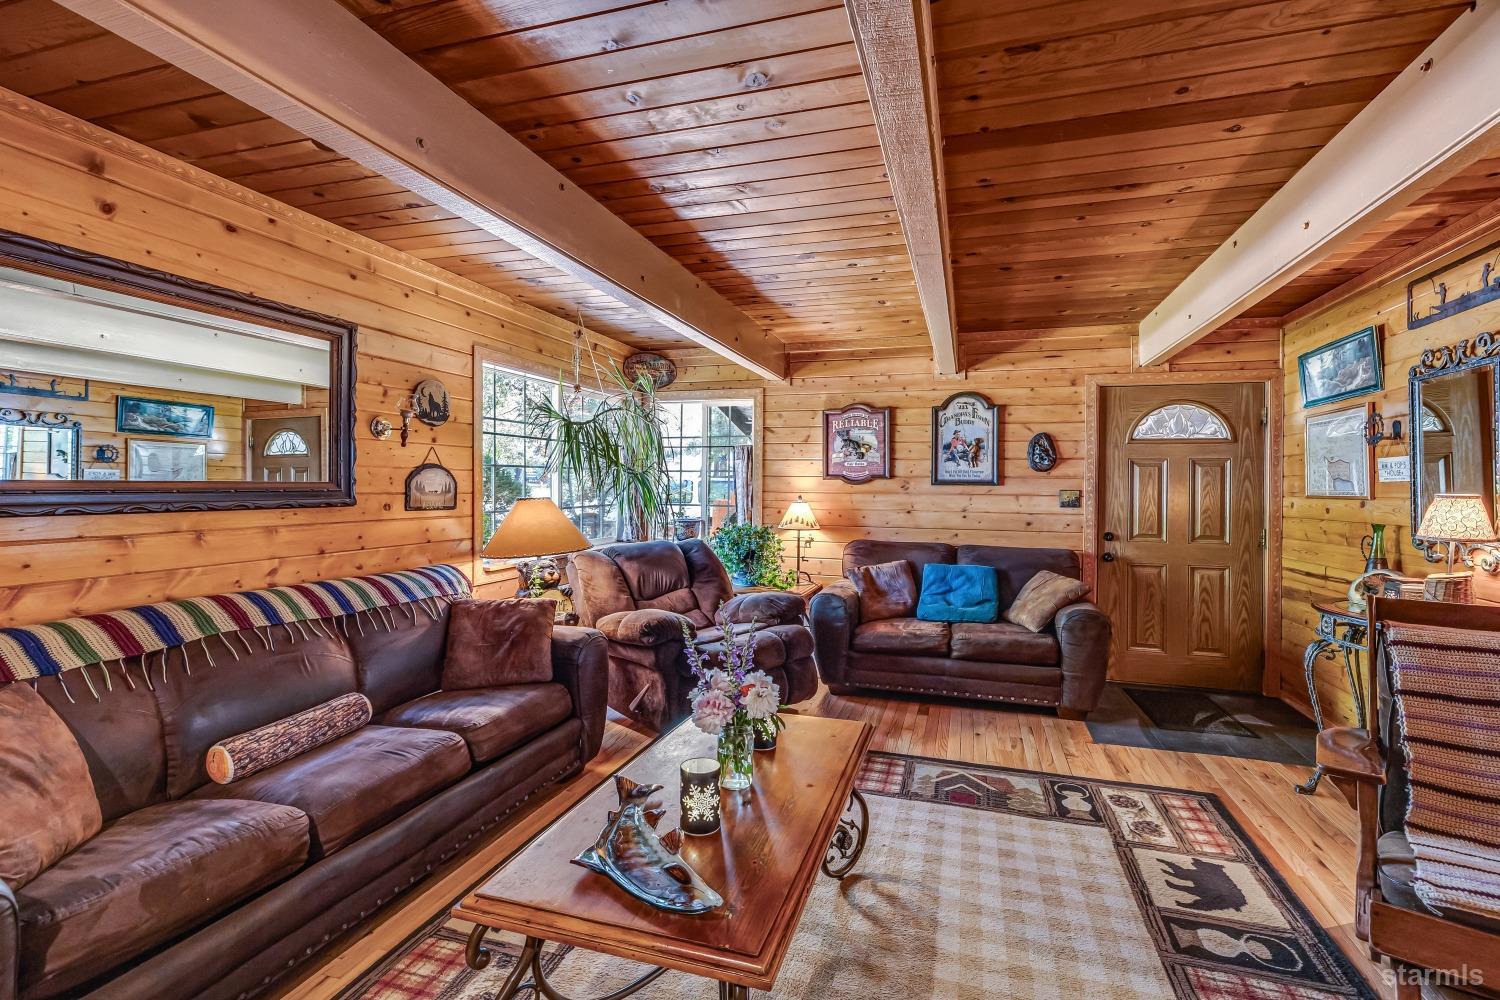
[
  {"x1": 410, "y1": 379, "x2": 450, "y2": 427},
  {"x1": 932, "y1": 392, "x2": 1001, "y2": 486},
  {"x1": 404, "y1": 448, "x2": 457, "y2": 511},
  {"x1": 823, "y1": 404, "x2": 892, "y2": 483},
  {"x1": 1027, "y1": 432, "x2": 1058, "y2": 472},
  {"x1": 92, "y1": 444, "x2": 120, "y2": 463},
  {"x1": 623, "y1": 351, "x2": 677, "y2": 390}
]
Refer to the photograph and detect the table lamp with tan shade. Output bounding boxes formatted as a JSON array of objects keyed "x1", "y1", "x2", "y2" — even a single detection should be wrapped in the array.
[
  {"x1": 776, "y1": 495, "x2": 821, "y2": 586},
  {"x1": 1416, "y1": 493, "x2": 1498, "y2": 604},
  {"x1": 482, "y1": 497, "x2": 591, "y2": 620}
]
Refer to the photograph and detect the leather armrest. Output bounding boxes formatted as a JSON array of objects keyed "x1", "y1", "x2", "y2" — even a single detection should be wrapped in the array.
[
  {"x1": 1317, "y1": 727, "x2": 1385, "y2": 784},
  {"x1": 1055, "y1": 601, "x2": 1111, "y2": 714},
  {"x1": 0, "y1": 876, "x2": 16, "y2": 1000},
  {"x1": 550, "y1": 626, "x2": 609, "y2": 762},
  {"x1": 721, "y1": 591, "x2": 805, "y2": 626},
  {"x1": 594, "y1": 609, "x2": 694, "y2": 647},
  {"x1": 809, "y1": 579, "x2": 859, "y2": 685}
]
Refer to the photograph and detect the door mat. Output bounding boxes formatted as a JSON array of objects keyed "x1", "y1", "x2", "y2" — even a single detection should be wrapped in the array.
[{"x1": 1087, "y1": 684, "x2": 1316, "y2": 766}]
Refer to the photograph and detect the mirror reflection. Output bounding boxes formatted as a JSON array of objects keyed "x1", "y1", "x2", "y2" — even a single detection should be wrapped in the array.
[
  {"x1": 0, "y1": 262, "x2": 331, "y2": 484},
  {"x1": 1411, "y1": 362, "x2": 1497, "y2": 532}
]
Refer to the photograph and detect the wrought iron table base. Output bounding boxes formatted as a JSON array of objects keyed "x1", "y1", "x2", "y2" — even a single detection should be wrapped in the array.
[
  {"x1": 464, "y1": 787, "x2": 870, "y2": 998},
  {"x1": 1296, "y1": 610, "x2": 1368, "y2": 795}
]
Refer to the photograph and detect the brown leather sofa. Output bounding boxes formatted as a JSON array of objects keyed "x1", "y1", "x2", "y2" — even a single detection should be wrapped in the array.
[
  {"x1": 809, "y1": 540, "x2": 1111, "y2": 717},
  {"x1": 1, "y1": 601, "x2": 607, "y2": 1000},
  {"x1": 570, "y1": 539, "x2": 818, "y2": 731}
]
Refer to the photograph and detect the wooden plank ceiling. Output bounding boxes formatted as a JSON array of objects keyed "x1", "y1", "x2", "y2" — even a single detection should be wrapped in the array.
[
  {"x1": 0, "y1": 0, "x2": 926, "y2": 356},
  {"x1": 932, "y1": 0, "x2": 1480, "y2": 360}
]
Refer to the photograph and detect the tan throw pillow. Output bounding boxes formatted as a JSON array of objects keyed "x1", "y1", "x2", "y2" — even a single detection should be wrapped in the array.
[
  {"x1": 0, "y1": 682, "x2": 103, "y2": 888},
  {"x1": 206, "y1": 692, "x2": 372, "y2": 784},
  {"x1": 442, "y1": 598, "x2": 554, "y2": 690},
  {"x1": 849, "y1": 560, "x2": 919, "y2": 621},
  {"x1": 1004, "y1": 570, "x2": 1090, "y2": 632}
]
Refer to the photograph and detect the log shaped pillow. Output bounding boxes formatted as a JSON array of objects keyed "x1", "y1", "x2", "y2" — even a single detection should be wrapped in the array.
[{"x1": 206, "y1": 692, "x2": 371, "y2": 784}]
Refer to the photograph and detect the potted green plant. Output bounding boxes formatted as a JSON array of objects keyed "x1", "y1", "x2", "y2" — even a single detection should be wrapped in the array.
[{"x1": 709, "y1": 520, "x2": 795, "y2": 589}]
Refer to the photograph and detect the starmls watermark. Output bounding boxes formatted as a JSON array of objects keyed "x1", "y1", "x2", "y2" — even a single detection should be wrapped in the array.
[{"x1": 1381, "y1": 964, "x2": 1486, "y2": 990}]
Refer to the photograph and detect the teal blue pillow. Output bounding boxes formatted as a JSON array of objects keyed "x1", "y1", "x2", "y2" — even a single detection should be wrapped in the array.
[{"x1": 916, "y1": 564, "x2": 999, "y2": 623}]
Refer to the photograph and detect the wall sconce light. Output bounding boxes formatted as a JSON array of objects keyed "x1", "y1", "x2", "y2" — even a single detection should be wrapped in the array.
[{"x1": 369, "y1": 416, "x2": 393, "y2": 441}]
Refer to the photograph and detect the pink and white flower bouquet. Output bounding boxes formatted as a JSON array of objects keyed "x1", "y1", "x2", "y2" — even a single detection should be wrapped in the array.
[{"x1": 682, "y1": 615, "x2": 783, "y2": 788}]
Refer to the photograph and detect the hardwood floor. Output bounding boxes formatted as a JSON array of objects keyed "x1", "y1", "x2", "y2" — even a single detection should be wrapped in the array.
[{"x1": 275, "y1": 686, "x2": 1384, "y2": 999}]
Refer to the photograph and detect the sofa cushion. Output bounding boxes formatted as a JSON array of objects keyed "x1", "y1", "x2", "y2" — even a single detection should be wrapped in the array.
[
  {"x1": 852, "y1": 618, "x2": 951, "y2": 656},
  {"x1": 950, "y1": 622, "x2": 1061, "y2": 667},
  {"x1": 380, "y1": 684, "x2": 573, "y2": 764},
  {"x1": 916, "y1": 563, "x2": 1000, "y2": 623},
  {"x1": 442, "y1": 599, "x2": 554, "y2": 689},
  {"x1": 193, "y1": 725, "x2": 468, "y2": 857},
  {"x1": 15, "y1": 798, "x2": 308, "y2": 999},
  {"x1": 849, "y1": 559, "x2": 919, "y2": 621},
  {"x1": 1004, "y1": 570, "x2": 1090, "y2": 632},
  {"x1": 0, "y1": 683, "x2": 103, "y2": 889}
]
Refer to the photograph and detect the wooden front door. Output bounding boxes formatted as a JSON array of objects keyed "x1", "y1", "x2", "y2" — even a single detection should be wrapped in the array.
[
  {"x1": 248, "y1": 415, "x2": 322, "y2": 482},
  {"x1": 1098, "y1": 383, "x2": 1266, "y2": 690}
]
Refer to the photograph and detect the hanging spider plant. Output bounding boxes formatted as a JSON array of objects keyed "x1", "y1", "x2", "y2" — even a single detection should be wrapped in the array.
[{"x1": 528, "y1": 362, "x2": 673, "y2": 542}]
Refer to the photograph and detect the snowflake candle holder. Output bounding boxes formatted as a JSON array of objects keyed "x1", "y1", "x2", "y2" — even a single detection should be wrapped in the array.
[{"x1": 680, "y1": 757, "x2": 722, "y2": 836}]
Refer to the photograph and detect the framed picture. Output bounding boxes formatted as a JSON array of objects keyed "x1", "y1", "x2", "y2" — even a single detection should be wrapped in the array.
[
  {"x1": 823, "y1": 404, "x2": 891, "y2": 483},
  {"x1": 1297, "y1": 326, "x2": 1381, "y2": 408},
  {"x1": 117, "y1": 395, "x2": 214, "y2": 438},
  {"x1": 932, "y1": 392, "x2": 1001, "y2": 486},
  {"x1": 127, "y1": 439, "x2": 208, "y2": 481},
  {"x1": 1304, "y1": 405, "x2": 1371, "y2": 498},
  {"x1": 405, "y1": 461, "x2": 458, "y2": 511}
]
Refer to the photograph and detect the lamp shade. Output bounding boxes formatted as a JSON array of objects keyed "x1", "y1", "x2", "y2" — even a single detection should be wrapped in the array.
[
  {"x1": 482, "y1": 497, "x2": 591, "y2": 559},
  {"x1": 1417, "y1": 493, "x2": 1498, "y2": 543},
  {"x1": 777, "y1": 495, "x2": 820, "y2": 531}
]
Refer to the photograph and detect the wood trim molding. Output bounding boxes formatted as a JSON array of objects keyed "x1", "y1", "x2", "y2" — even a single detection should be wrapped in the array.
[
  {"x1": 56, "y1": 0, "x2": 788, "y2": 380},
  {"x1": 1138, "y1": 1, "x2": 1500, "y2": 365},
  {"x1": 1082, "y1": 369, "x2": 1285, "y2": 697},
  {"x1": 0, "y1": 86, "x2": 627, "y2": 360},
  {"x1": 844, "y1": 0, "x2": 957, "y2": 375}
]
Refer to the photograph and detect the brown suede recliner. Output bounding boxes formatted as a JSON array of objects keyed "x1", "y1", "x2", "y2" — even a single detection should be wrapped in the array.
[
  {"x1": 570, "y1": 539, "x2": 819, "y2": 731},
  {"x1": 810, "y1": 540, "x2": 1111, "y2": 718}
]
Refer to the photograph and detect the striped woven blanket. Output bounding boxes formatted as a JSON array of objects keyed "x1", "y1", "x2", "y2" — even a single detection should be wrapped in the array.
[
  {"x1": 0, "y1": 565, "x2": 470, "y2": 696},
  {"x1": 1385, "y1": 622, "x2": 1500, "y2": 919}
]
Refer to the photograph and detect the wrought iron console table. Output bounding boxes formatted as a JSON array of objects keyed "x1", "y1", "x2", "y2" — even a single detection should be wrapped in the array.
[{"x1": 1296, "y1": 600, "x2": 1369, "y2": 795}]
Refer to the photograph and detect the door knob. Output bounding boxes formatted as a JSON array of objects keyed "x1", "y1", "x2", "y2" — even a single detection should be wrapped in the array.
[
  {"x1": 1102, "y1": 531, "x2": 1115, "y2": 541},
  {"x1": 1100, "y1": 553, "x2": 1116, "y2": 562}
]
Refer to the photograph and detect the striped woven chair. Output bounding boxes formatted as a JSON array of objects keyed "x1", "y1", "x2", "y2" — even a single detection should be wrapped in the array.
[{"x1": 1318, "y1": 597, "x2": 1500, "y2": 999}]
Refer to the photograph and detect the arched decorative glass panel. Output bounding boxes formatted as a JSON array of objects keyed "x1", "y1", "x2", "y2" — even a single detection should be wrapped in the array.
[
  {"x1": 1419, "y1": 405, "x2": 1446, "y2": 432},
  {"x1": 1131, "y1": 403, "x2": 1231, "y2": 441},
  {"x1": 263, "y1": 429, "x2": 310, "y2": 456}
]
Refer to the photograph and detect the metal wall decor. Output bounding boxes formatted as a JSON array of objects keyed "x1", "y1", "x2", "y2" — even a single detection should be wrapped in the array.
[
  {"x1": 622, "y1": 351, "x2": 677, "y2": 390},
  {"x1": 1027, "y1": 432, "x2": 1058, "y2": 472},
  {"x1": 1408, "y1": 238, "x2": 1500, "y2": 330},
  {"x1": 932, "y1": 392, "x2": 1001, "y2": 485},
  {"x1": 404, "y1": 447, "x2": 457, "y2": 511},
  {"x1": 573, "y1": 775, "x2": 722, "y2": 914},
  {"x1": 1297, "y1": 325, "x2": 1382, "y2": 408},
  {"x1": 92, "y1": 444, "x2": 120, "y2": 463},
  {"x1": 410, "y1": 378, "x2": 450, "y2": 427},
  {"x1": 823, "y1": 403, "x2": 891, "y2": 483},
  {"x1": 0, "y1": 371, "x2": 88, "y2": 401}
]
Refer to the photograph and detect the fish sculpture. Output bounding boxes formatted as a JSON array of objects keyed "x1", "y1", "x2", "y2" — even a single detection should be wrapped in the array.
[{"x1": 573, "y1": 776, "x2": 724, "y2": 915}]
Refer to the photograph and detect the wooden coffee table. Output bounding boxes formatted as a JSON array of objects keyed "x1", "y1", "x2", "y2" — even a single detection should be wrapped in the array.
[{"x1": 453, "y1": 714, "x2": 874, "y2": 999}]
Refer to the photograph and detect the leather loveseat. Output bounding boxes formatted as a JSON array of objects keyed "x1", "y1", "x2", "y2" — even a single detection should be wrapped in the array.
[
  {"x1": 570, "y1": 539, "x2": 818, "y2": 731},
  {"x1": 1, "y1": 599, "x2": 607, "y2": 1000},
  {"x1": 809, "y1": 540, "x2": 1111, "y2": 717}
]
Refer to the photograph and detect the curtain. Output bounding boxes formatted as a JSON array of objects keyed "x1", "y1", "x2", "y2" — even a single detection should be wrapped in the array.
[{"x1": 734, "y1": 444, "x2": 753, "y2": 525}]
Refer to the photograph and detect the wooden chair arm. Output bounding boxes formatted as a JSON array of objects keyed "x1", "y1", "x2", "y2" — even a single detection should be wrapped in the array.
[{"x1": 1317, "y1": 727, "x2": 1385, "y2": 784}]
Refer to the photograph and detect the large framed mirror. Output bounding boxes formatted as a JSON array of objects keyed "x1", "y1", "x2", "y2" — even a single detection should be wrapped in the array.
[
  {"x1": 0, "y1": 230, "x2": 356, "y2": 515},
  {"x1": 1409, "y1": 333, "x2": 1500, "y2": 559}
]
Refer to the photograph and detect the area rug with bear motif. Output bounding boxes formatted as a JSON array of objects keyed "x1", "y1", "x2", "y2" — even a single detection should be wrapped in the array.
[{"x1": 338, "y1": 751, "x2": 1375, "y2": 1000}]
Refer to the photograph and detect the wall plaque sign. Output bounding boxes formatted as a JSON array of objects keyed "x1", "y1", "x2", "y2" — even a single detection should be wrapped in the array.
[
  {"x1": 931, "y1": 392, "x2": 1000, "y2": 486},
  {"x1": 823, "y1": 404, "x2": 891, "y2": 483}
]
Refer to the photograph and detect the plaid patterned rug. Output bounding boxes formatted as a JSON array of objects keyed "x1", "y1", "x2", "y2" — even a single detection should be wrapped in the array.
[{"x1": 338, "y1": 752, "x2": 1374, "y2": 1000}]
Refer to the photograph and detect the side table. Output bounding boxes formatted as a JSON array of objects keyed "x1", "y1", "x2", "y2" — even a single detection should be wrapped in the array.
[{"x1": 1296, "y1": 600, "x2": 1369, "y2": 795}]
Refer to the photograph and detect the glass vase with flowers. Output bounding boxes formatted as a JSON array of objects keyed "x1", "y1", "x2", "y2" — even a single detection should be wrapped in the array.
[{"x1": 682, "y1": 616, "x2": 783, "y2": 790}]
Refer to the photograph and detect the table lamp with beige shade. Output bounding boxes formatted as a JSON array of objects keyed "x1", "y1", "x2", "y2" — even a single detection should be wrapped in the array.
[
  {"x1": 776, "y1": 495, "x2": 821, "y2": 586},
  {"x1": 483, "y1": 497, "x2": 592, "y2": 621},
  {"x1": 1416, "y1": 493, "x2": 1498, "y2": 603}
]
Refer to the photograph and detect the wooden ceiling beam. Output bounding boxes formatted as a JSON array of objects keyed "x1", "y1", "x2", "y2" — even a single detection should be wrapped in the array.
[
  {"x1": 845, "y1": 0, "x2": 957, "y2": 374},
  {"x1": 1138, "y1": 1, "x2": 1500, "y2": 366},
  {"x1": 55, "y1": 0, "x2": 789, "y2": 380}
]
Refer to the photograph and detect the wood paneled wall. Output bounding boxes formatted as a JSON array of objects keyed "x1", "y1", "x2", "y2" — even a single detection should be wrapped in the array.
[
  {"x1": 666, "y1": 324, "x2": 1280, "y2": 583},
  {"x1": 1279, "y1": 223, "x2": 1500, "y2": 725},
  {"x1": 0, "y1": 90, "x2": 622, "y2": 626}
]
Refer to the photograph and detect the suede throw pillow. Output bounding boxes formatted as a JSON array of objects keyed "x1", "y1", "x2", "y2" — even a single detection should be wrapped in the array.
[
  {"x1": 0, "y1": 682, "x2": 103, "y2": 888},
  {"x1": 849, "y1": 559, "x2": 919, "y2": 621},
  {"x1": 442, "y1": 598, "x2": 554, "y2": 690},
  {"x1": 206, "y1": 692, "x2": 372, "y2": 785},
  {"x1": 1004, "y1": 570, "x2": 1090, "y2": 632}
]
